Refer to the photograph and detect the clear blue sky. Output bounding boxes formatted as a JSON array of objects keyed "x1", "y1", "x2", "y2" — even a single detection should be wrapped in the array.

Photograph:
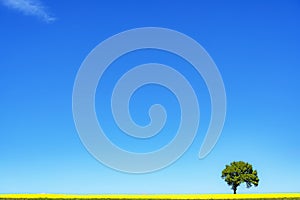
[{"x1": 0, "y1": 0, "x2": 299, "y2": 194}]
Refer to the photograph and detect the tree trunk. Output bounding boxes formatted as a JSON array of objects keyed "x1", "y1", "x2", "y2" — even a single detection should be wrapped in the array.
[{"x1": 233, "y1": 186, "x2": 237, "y2": 194}]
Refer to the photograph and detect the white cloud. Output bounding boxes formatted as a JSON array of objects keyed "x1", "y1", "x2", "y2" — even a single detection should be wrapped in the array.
[{"x1": 1, "y1": 0, "x2": 56, "y2": 23}]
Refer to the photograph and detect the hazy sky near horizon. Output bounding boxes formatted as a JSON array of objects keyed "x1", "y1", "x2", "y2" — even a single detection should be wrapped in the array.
[{"x1": 0, "y1": 0, "x2": 300, "y2": 194}]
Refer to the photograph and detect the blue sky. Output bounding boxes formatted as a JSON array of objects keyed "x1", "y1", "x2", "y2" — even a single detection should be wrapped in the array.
[{"x1": 0, "y1": 0, "x2": 300, "y2": 194}]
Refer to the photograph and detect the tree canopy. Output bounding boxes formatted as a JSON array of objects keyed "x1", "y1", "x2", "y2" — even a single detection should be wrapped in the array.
[{"x1": 221, "y1": 161, "x2": 259, "y2": 194}]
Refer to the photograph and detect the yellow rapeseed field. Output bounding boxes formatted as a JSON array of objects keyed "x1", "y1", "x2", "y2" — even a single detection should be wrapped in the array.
[{"x1": 0, "y1": 193, "x2": 300, "y2": 199}]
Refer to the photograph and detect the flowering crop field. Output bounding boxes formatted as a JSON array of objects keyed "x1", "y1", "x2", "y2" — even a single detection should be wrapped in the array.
[{"x1": 0, "y1": 194, "x2": 300, "y2": 200}]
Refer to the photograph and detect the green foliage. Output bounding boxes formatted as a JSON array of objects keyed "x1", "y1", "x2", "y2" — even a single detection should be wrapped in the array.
[{"x1": 221, "y1": 161, "x2": 259, "y2": 194}]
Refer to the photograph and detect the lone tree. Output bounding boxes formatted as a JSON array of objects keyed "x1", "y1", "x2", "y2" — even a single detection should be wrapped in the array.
[{"x1": 221, "y1": 161, "x2": 259, "y2": 194}]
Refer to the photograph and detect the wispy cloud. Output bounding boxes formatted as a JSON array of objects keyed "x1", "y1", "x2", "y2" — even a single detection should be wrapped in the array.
[{"x1": 1, "y1": 0, "x2": 56, "y2": 23}]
